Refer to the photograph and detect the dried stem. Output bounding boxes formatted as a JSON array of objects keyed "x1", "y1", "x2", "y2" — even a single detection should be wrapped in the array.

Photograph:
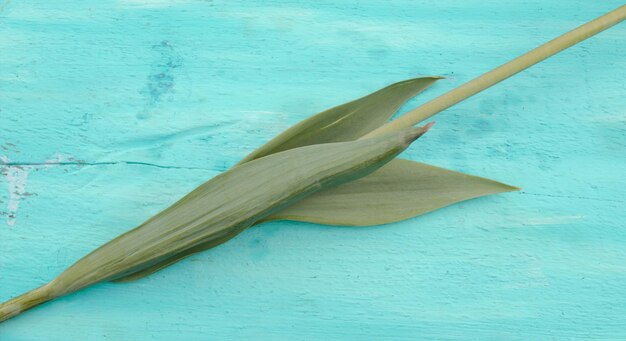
[
  {"x1": 0, "y1": 284, "x2": 54, "y2": 323},
  {"x1": 364, "y1": 4, "x2": 626, "y2": 138}
]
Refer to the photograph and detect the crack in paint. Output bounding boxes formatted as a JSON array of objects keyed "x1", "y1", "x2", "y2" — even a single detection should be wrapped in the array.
[
  {"x1": 1, "y1": 154, "x2": 210, "y2": 227},
  {"x1": 520, "y1": 191, "x2": 624, "y2": 204},
  {"x1": 1, "y1": 160, "x2": 209, "y2": 171}
]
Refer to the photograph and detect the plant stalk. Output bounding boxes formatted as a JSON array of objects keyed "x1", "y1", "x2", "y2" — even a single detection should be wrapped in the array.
[
  {"x1": 0, "y1": 284, "x2": 55, "y2": 323},
  {"x1": 364, "y1": 4, "x2": 626, "y2": 138}
]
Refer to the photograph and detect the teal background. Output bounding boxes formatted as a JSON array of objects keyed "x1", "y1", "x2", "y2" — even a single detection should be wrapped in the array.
[{"x1": 1, "y1": 1, "x2": 625, "y2": 340}]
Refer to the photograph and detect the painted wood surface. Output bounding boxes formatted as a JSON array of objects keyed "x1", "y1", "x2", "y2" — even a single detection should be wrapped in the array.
[{"x1": 1, "y1": 1, "x2": 625, "y2": 339}]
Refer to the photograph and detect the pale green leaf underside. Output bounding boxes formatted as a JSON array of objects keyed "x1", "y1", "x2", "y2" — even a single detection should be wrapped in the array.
[
  {"x1": 238, "y1": 76, "x2": 442, "y2": 164},
  {"x1": 265, "y1": 158, "x2": 519, "y2": 226}
]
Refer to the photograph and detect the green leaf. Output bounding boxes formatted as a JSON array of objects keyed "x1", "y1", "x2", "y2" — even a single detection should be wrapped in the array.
[
  {"x1": 265, "y1": 159, "x2": 519, "y2": 226},
  {"x1": 238, "y1": 76, "x2": 442, "y2": 164},
  {"x1": 113, "y1": 225, "x2": 243, "y2": 282},
  {"x1": 103, "y1": 128, "x2": 430, "y2": 283}
]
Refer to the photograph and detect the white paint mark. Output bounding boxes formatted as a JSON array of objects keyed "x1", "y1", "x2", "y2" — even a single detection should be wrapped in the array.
[
  {"x1": 118, "y1": 0, "x2": 192, "y2": 9},
  {"x1": 1, "y1": 156, "x2": 30, "y2": 227},
  {"x1": 0, "y1": 153, "x2": 74, "y2": 227},
  {"x1": 588, "y1": 113, "x2": 626, "y2": 123},
  {"x1": 43, "y1": 153, "x2": 73, "y2": 167},
  {"x1": 524, "y1": 215, "x2": 584, "y2": 226}
]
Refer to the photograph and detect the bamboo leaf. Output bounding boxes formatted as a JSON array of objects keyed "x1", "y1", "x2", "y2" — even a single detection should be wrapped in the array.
[
  {"x1": 265, "y1": 159, "x2": 519, "y2": 226},
  {"x1": 238, "y1": 76, "x2": 442, "y2": 164}
]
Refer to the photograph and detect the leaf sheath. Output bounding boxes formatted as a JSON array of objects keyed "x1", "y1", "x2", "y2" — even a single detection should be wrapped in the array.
[{"x1": 0, "y1": 127, "x2": 430, "y2": 322}]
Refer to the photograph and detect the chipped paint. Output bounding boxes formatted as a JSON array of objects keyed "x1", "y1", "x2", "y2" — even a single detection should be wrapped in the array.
[
  {"x1": 0, "y1": 0, "x2": 11, "y2": 15},
  {"x1": 138, "y1": 40, "x2": 183, "y2": 119},
  {"x1": 0, "y1": 154, "x2": 74, "y2": 227},
  {"x1": 1, "y1": 155, "x2": 30, "y2": 226}
]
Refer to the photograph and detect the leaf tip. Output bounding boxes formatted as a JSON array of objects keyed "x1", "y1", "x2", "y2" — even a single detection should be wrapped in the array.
[{"x1": 505, "y1": 184, "x2": 522, "y2": 192}]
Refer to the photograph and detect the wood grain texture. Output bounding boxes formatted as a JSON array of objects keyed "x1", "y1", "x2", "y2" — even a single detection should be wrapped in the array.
[{"x1": 1, "y1": 0, "x2": 625, "y2": 340}]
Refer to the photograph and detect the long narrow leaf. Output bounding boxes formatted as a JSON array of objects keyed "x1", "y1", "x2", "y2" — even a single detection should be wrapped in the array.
[
  {"x1": 238, "y1": 76, "x2": 442, "y2": 164},
  {"x1": 265, "y1": 159, "x2": 519, "y2": 226}
]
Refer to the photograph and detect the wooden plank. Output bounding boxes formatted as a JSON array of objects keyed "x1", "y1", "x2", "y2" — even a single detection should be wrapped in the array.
[{"x1": 1, "y1": 0, "x2": 625, "y2": 339}]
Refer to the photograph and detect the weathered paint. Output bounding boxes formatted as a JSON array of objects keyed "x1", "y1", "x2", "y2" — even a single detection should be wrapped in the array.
[{"x1": 1, "y1": 0, "x2": 625, "y2": 339}]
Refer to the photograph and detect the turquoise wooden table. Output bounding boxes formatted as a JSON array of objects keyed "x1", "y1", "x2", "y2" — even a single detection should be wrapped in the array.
[{"x1": 1, "y1": 1, "x2": 625, "y2": 339}]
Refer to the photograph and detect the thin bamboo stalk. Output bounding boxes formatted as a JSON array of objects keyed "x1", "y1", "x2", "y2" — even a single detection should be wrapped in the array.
[{"x1": 364, "y1": 4, "x2": 626, "y2": 138}]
